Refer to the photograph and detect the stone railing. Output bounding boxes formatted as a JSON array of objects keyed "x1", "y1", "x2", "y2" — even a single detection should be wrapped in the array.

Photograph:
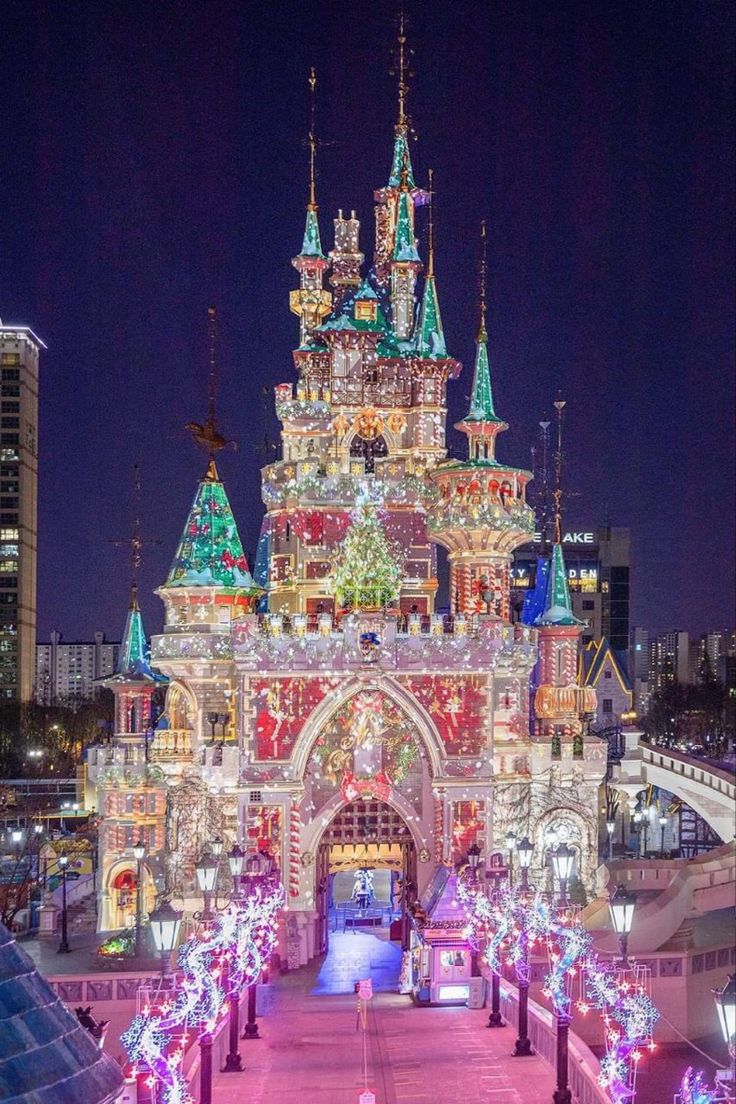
[
  {"x1": 151, "y1": 632, "x2": 232, "y2": 661},
  {"x1": 149, "y1": 729, "x2": 193, "y2": 760},
  {"x1": 233, "y1": 612, "x2": 537, "y2": 675},
  {"x1": 641, "y1": 743, "x2": 736, "y2": 802},
  {"x1": 491, "y1": 974, "x2": 609, "y2": 1104}
]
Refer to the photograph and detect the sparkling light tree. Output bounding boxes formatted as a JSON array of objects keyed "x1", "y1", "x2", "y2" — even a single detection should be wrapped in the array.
[{"x1": 330, "y1": 500, "x2": 403, "y2": 612}]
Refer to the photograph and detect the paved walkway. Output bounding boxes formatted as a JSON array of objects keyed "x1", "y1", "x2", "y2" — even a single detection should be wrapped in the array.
[
  {"x1": 312, "y1": 931, "x2": 402, "y2": 995},
  {"x1": 212, "y1": 952, "x2": 556, "y2": 1104}
]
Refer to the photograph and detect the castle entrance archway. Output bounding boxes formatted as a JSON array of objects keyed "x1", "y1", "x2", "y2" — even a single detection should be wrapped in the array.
[{"x1": 315, "y1": 799, "x2": 417, "y2": 959}]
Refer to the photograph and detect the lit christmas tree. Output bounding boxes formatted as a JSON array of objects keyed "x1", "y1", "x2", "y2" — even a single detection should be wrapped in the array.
[{"x1": 330, "y1": 501, "x2": 403, "y2": 612}]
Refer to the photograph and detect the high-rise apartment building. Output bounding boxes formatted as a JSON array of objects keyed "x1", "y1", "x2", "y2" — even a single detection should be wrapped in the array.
[
  {"x1": 0, "y1": 321, "x2": 44, "y2": 701},
  {"x1": 35, "y1": 631, "x2": 120, "y2": 706},
  {"x1": 648, "y1": 630, "x2": 690, "y2": 695}
]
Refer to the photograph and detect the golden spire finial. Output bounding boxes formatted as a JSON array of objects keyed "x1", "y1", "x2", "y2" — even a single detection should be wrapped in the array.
[
  {"x1": 553, "y1": 398, "x2": 566, "y2": 544},
  {"x1": 308, "y1": 67, "x2": 317, "y2": 211},
  {"x1": 185, "y1": 306, "x2": 232, "y2": 469},
  {"x1": 427, "y1": 168, "x2": 435, "y2": 277},
  {"x1": 478, "y1": 220, "x2": 488, "y2": 342},
  {"x1": 397, "y1": 6, "x2": 409, "y2": 128}
]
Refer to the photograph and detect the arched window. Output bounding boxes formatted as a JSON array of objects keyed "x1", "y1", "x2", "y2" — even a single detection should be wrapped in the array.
[{"x1": 350, "y1": 434, "x2": 388, "y2": 474}]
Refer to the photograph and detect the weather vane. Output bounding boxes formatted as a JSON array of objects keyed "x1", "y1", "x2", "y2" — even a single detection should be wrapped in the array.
[
  {"x1": 110, "y1": 464, "x2": 160, "y2": 602},
  {"x1": 308, "y1": 67, "x2": 317, "y2": 210},
  {"x1": 553, "y1": 399, "x2": 566, "y2": 544},
  {"x1": 478, "y1": 219, "x2": 488, "y2": 342},
  {"x1": 185, "y1": 306, "x2": 234, "y2": 462}
]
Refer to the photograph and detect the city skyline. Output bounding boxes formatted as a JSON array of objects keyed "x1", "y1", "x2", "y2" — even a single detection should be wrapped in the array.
[{"x1": 1, "y1": 0, "x2": 733, "y2": 640}]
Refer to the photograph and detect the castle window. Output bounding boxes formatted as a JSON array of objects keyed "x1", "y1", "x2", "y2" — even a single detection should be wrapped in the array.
[
  {"x1": 355, "y1": 299, "x2": 377, "y2": 323},
  {"x1": 350, "y1": 433, "x2": 387, "y2": 474}
]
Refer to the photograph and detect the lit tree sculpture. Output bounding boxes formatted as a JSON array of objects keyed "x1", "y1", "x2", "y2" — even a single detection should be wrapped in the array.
[{"x1": 330, "y1": 500, "x2": 403, "y2": 612}]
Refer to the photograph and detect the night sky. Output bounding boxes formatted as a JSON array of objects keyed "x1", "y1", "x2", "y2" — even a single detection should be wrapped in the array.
[{"x1": 1, "y1": 0, "x2": 733, "y2": 642}]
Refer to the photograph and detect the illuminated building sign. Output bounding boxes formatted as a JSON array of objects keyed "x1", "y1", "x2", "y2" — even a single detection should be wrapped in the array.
[{"x1": 532, "y1": 531, "x2": 596, "y2": 545}]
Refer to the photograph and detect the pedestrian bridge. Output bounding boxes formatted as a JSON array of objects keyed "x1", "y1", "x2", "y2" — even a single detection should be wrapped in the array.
[{"x1": 610, "y1": 731, "x2": 735, "y2": 843}]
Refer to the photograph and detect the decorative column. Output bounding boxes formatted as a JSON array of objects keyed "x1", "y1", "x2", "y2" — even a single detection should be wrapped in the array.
[{"x1": 289, "y1": 795, "x2": 302, "y2": 900}]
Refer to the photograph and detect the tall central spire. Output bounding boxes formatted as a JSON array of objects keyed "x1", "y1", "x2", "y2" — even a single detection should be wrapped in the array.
[
  {"x1": 388, "y1": 9, "x2": 416, "y2": 189},
  {"x1": 301, "y1": 67, "x2": 324, "y2": 258},
  {"x1": 184, "y1": 308, "x2": 232, "y2": 477}
]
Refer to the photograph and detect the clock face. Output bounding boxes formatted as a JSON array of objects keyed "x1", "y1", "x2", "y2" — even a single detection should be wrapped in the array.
[{"x1": 418, "y1": 848, "x2": 431, "y2": 863}]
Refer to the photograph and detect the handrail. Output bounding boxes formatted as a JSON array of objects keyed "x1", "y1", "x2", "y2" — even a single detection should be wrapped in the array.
[
  {"x1": 641, "y1": 744, "x2": 736, "y2": 789},
  {"x1": 480, "y1": 965, "x2": 609, "y2": 1104}
]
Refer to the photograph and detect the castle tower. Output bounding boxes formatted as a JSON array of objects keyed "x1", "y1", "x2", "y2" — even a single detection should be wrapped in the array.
[
  {"x1": 289, "y1": 70, "x2": 332, "y2": 348},
  {"x1": 153, "y1": 457, "x2": 260, "y2": 757},
  {"x1": 428, "y1": 227, "x2": 534, "y2": 617},
  {"x1": 101, "y1": 584, "x2": 166, "y2": 739}
]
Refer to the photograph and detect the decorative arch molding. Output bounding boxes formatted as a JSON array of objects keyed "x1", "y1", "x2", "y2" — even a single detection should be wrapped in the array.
[
  {"x1": 162, "y1": 679, "x2": 197, "y2": 730},
  {"x1": 301, "y1": 785, "x2": 425, "y2": 861},
  {"x1": 290, "y1": 673, "x2": 446, "y2": 781}
]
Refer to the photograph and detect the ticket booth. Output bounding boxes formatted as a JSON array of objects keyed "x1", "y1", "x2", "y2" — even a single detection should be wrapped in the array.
[{"x1": 409, "y1": 866, "x2": 478, "y2": 1006}]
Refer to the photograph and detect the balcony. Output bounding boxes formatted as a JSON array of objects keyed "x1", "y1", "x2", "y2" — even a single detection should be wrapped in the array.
[{"x1": 232, "y1": 612, "x2": 537, "y2": 675}]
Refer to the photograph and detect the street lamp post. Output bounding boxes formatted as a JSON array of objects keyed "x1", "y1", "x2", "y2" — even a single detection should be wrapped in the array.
[
  {"x1": 505, "y1": 830, "x2": 517, "y2": 888},
  {"x1": 553, "y1": 1011, "x2": 573, "y2": 1104},
  {"x1": 551, "y1": 843, "x2": 575, "y2": 908},
  {"x1": 516, "y1": 837, "x2": 534, "y2": 893},
  {"x1": 512, "y1": 920, "x2": 533, "y2": 1058},
  {"x1": 149, "y1": 900, "x2": 182, "y2": 980},
  {"x1": 133, "y1": 839, "x2": 146, "y2": 958},
  {"x1": 606, "y1": 819, "x2": 616, "y2": 861},
  {"x1": 609, "y1": 885, "x2": 636, "y2": 965},
  {"x1": 467, "y1": 843, "x2": 481, "y2": 977},
  {"x1": 658, "y1": 813, "x2": 667, "y2": 855},
  {"x1": 223, "y1": 844, "x2": 246, "y2": 1074},
  {"x1": 56, "y1": 854, "x2": 70, "y2": 954},
  {"x1": 633, "y1": 809, "x2": 643, "y2": 856},
  {"x1": 195, "y1": 851, "x2": 219, "y2": 922},
  {"x1": 712, "y1": 974, "x2": 736, "y2": 1101},
  {"x1": 242, "y1": 852, "x2": 269, "y2": 1041}
]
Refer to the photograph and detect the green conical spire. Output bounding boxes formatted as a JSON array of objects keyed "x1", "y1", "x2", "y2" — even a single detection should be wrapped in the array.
[
  {"x1": 166, "y1": 460, "x2": 259, "y2": 591},
  {"x1": 535, "y1": 543, "x2": 583, "y2": 626},
  {"x1": 415, "y1": 275, "x2": 447, "y2": 358},
  {"x1": 465, "y1": 338, "x2": 503, "y2": 423},
  {"x1": 112, "y1": 586, "x2": 164, "y2": 683},
  {"x1": 393, "y1": 188, "x2": 419, "y2": 263},
  {"x1": 300, "y1": 206, "x2": 324, "y2": 259},
  {"x1": 389, "y1": 128, "x2": 416, "y2": 189}
]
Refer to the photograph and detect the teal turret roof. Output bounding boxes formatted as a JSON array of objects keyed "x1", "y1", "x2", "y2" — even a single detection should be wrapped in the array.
[
  {"x1": 389, "y1": 127, "x2": 416, "y2": 189},
  {"x1": 393, "y1": 189, "x2": 420, "y2": 263},
  {"x1": 535, "y1": 543, "x2": 583, "y2": 626},
  {"x1": 166, "y1": 460, "x2": 260, "y2": 591},
  {"x1": 464, "y1": 336, "x2": 505, "y2": 424},
  {"x1": 415, "y1": 274, "x2": 447, "y2": 358},
  {"x1": 300, "y1": 206, "x2": 324, "y2": 259},
  {"x1": 115, "y1": 588, "x2": 165, "y2": 682}
]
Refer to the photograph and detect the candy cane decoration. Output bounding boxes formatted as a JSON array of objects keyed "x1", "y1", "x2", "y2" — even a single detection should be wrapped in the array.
[{"x1": 289, "y1": 796, "x2": 301, "y2": 898}]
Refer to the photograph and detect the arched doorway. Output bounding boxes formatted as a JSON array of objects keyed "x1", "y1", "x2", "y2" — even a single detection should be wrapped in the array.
[
  {"x1": 350, "y1": 433, "x2": 388, "y2": 474},
  {"x1": 313, "y1": 798, "x2": 416, "y2": 994},
  {"x1": 316, "y1": 799, "x2": 417, "y2": 955},
  {"x1": 109, "y1": 865, "x2": 154, "y2": 931}
]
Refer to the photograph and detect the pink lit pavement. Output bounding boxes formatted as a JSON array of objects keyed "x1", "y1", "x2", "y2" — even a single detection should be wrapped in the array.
[{"x1": 211, "y1": 965, "x2": 556, "y2": 1104}]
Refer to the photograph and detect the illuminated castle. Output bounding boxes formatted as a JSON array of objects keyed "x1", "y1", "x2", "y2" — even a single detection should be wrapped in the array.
[{"x1": 86, "y1": 45, "x2": 605, "y2": 957}]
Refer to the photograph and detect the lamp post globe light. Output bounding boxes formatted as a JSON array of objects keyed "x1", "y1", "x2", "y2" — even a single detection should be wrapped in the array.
[
  {"x1": 467, "y1": 841, "x2": 481, "y2": 881},
  {"x1": 516, "y1": 837, "x2": 534, "y2": 891},
  {"x1": 57, "y1": 854, "x2": 71, "y2": 954},
  {"x1": 712, "y1": 974, "x2": 736, "y2": 1098},
  {"x1": 551, "y1": 843, "x2": 575, "y2": 908},
  {"x1": 609, "y1": 884, "x2": 636, "y2": 964},
  {"x1": 149, "y1": 900, "x2": 182, "y2": 979},
  {"x1": 228, "y1": 843, "x2": 245, "y2": 896},
  {"x1": 133, "y1": 839, "x2": 146, "y2": 958},
  {"x1": 195, "y1": 851, "x2": 219, "y2": 921}
]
